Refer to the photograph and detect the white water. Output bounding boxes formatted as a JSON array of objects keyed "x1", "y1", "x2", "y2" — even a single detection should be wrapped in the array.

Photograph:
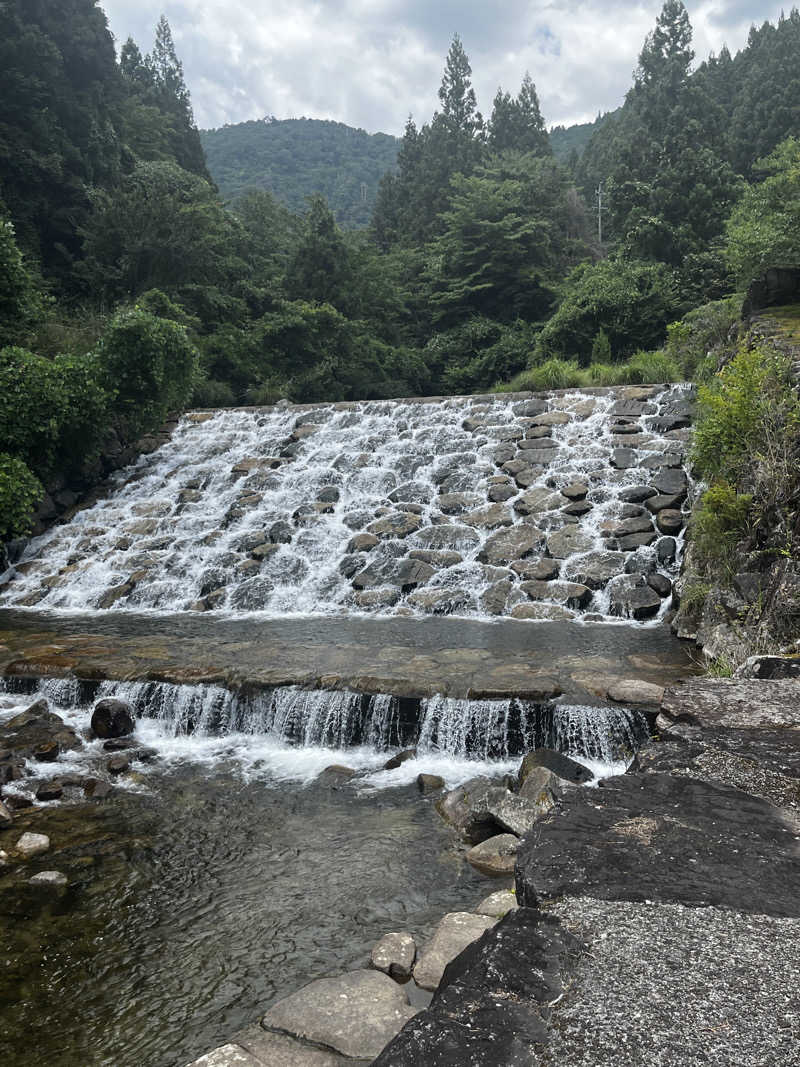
[
  {"x1": 1, "y1": 677, "x2": 647, "y2": 791},
  {"x1": 1, "y1": 388, "x2": 692, "y2": 623}
]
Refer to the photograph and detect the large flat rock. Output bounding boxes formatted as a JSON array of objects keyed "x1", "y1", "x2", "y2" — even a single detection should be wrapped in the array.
[
  {"x1": 374, "y1": 908, "x2": 581, "y2": 1066},
  {"x1": 516, "y1": 772, "x2": 800, "y2": 917},
  {"x1": 262, "y1": 969, "x2": 416, "y2": 1061},
  {"x1": 0, "y1": 610, "x2": 692, "y2": 703},
  {"x1": 186, "y1": 1028, "x2": 349, "y2": 1066}
]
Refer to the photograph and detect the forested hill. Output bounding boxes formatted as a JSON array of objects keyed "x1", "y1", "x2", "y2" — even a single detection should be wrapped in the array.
[
  {"x1": 549, "y1": 112, "x2": 617, "y2": 163},
  {"x1": 200, "y1": 118, "x2": 400, "y2": 228}
]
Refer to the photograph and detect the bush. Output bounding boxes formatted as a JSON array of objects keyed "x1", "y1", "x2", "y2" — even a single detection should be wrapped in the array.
[
  {"x1": 591, "y1": 328, "x2": 612, "y2": 363},
  {"x1": 0, "y1": 454, "x2": 43, "y2": 541},
  {"x1": 692, "y1": 344, "x2": 777, "y2": 482},
  {"x1": 191, "y1": 377, "x2": 237, "y2": 408},
  {"x1": 664, "y1": 296, "x2": 742, "y2": 381},
  {"x1": 534, "y1": 258, "x2": 679, "y2": 365},
  {"x1": 691, "y1": 482, "x2": 753, "y2": 575},
  {"x1": 622, "y1": 349, "x2": 681, "y2": 385},
  {"x1": 96, "y1": 309, "x2": 198, "y2": 439}
]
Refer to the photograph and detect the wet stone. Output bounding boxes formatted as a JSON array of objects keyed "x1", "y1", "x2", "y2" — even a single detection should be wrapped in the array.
[
  {"x1": 29, "y1": 870, "x2": 68, "y2": 888},
  {"x1": 645, "y1": 492, "x2": 685, "y2": 513},
  {"x1": 647, "y1": 572, "x2": 673, "y2": 597},
  {"x1": 615, "y1": 532, "x2": 657, "y2": 551},
  {"x1": 475, "y1": 889, "x2": 519, "y2": 918},
  {"x1": 371, "y1": 932, "x2": 416, "y2": 979},
  {"x1": 367, "y1": 513, "x2": 423, "y2": 540},
  {"x1": 107, "y1": 755, "x2": 130, "y2": 776},
  {"x1": 546, "y1": 527, "x2": 594, "y2": 559},
  {"x1": 611, "y1": 515, "x2": 655, "y2": 538},
  {"x1": 656, "y1": 536, "x2": 677, "y2": 564},
  {"x1": 512, "y1": 399, "x2": 548, "y2": 417},
  {"x1": 609, "y1": 574, "x2": 663, "y2": 619},
  {"x1": 519, "y1": 748, "x2": 594, "y2": 785},
  {"x1": 656, "y1": 509, "x2": 685, "y2": 535},
  {"x1": 561, "y1": 482, "x2": 589, "y2": 501},
  {"x1": 417, "y1": 773, "x2": 445, "y2": 794},
  {"x1": 487, "y1": 482, "x2": 517, "y2": 504},
  {"x1": 562, "y1": 500, "x2": 592, "y2": 517},
  {"x1": 465, "y1": 833, "x2": 519, "y2": 877},
  {"x1": 16, "y1": 832, "x2": 50, "y2": 858},
  {"x1": 35, "y1": 780, "x2": 63, "y2": 802},
  {"x1": 520, "y1": 580, "x2": 592, "y2": 610},
  {"x1": 511, "y1": 558, "x2": 560, "y2": 581},
  {"x1": 478, "y1": 525, "x2": 544, "y2": 565},
  {"x1": 510, "y1": 603, "x2": 574, "y2": 621},
  {"x1": 91, "y1": 698, "x2": 134, "y2": 739},
  {"x1": 652, "y1": 468, "x2": 688, "y2": 496},
  {"x1": 408, "y1": 549, "x2": 462, "y2": 568},
  {"x1": 563, "y1": 551, "x2": 626, "y2": 590},
  {"x1": 462, "y1": 504, "x2": 513, "y2": 530},
  {"x1": 619, "y1": 485, "x2": 657, "y2": 503},
  {"x1": 513, "y1": 488, "x2": 563, "y2": 516},
  {"x1": 437, "y1": 493, "x2": 483, "y2": 516}
]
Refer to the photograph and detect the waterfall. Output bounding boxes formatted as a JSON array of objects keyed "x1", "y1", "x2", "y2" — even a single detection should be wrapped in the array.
[
  {"x1": 0, "y1": 386, "x2": 693, "y2": 624},
  {"x1": 1, "y1": 676, "x2": 648, "y2": 766}
]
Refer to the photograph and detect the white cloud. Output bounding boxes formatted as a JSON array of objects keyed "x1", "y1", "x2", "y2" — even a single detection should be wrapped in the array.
[{"x1": 99, "y1": 1, "x2": 787, "y2": 134}]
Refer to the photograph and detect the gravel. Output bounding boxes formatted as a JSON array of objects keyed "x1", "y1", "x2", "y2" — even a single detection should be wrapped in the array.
[{"x1": 541, "y1": 896, "x2": 800, "y2": 1067}]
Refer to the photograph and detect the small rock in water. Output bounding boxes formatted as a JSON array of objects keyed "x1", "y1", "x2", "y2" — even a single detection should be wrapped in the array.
[
  {"x1": 33, "y1": 740, "x2": 60, "y2": 762},
  {"x1": 371, "y1": 931, "x2": 416, "y2": 979},
  {"x1": 16, "y1": 832, "x2": 50, "y2": 858},
  {"x1": 91, "y1": 698, "x2": 134, "y2": 739},
  {"x1": 465, "y1": 834, "x2": 519, "y2": 877},
  {"x1": 475, "y1": 889, "x2": 519, "y2": 918},
  {"x1": 417, "y1": 773, "x2": 444, "y2": 795},
  {"x1": 35, "y1": 780, "x2": 63, "y2": 801},
  {"x1": 317, "y1": 765, "x2": 356, "y2": 786},
  {"x1": 0, "y1": 801, "x2": 13, "y2": 828},
  {"x1": 647, "y1": 572, "x2": 672, "y2": 598},
  {"x1": 29, "y1": 870, "x2": 68, "y2": 888},
  {"x1": 106, "y1": 755, "x2": 130, "y2": 776},
  {"x1": 519, "y1": 749, "x2": 594, "y2": 785},
  {"x1": 383, "y1": 749, "x2": 416, "y2": 771},
  {"x1": 83, "y1": 778, "x2": 113, "y2": 799}
]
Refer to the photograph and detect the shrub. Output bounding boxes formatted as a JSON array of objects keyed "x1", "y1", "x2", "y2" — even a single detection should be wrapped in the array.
[
  {"x1": 0, "y1": 454, "x2": 43, "y2": 541},
  {"x1": 691, "y1": 482, "x2": 753, "y2": 575},
  {"x1": 191, "y1": 377, "x2": 236, "y2": 408},
  {"x1": 591, "y1": 328, "x2": 612, "y2": 363},
  {"x1": 622, "y1": 349, "x2": 681, "y2": 385},
  {"x1": 96, "y1": 309, "x2": 198, "y2": 440}
]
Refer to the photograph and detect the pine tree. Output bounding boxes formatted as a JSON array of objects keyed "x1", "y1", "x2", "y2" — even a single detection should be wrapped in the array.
[
  {"x1": 436, "y1": 34, "x2": 483, "y2": 141},
  {"x1": 516, "y1": 73, "x2": 550, "y2": 155}
]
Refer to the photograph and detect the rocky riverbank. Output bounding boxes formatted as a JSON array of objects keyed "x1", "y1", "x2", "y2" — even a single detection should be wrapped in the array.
[{"x1": 189, "y1": 664, "x2": 799, "y2": 1066}]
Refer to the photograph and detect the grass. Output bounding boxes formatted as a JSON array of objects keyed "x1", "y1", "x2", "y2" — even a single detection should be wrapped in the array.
[
  {"x1": 492, "y1": 350, "x2": 682, "y2": 393},
  {"x1": 764, "y1": 304, "x2": 800, "y2": 344}
]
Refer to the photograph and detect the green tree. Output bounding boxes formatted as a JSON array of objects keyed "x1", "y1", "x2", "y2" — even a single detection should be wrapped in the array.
[{"x1": 726, "y1": 138, "x2": 800, "y2": 284}]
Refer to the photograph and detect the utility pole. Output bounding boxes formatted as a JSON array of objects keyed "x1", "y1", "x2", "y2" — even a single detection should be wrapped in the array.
[{"x1": 596, "y1": 182, "x2": 604, "y2": 246}]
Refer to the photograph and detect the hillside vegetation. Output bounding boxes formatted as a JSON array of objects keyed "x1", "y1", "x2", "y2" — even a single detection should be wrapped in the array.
[
  {"x1": 2, "y1": 1, "x2": 800, "y2": 545},
  {"x1": 201, "y1": 118, "x2": 400, "y2": 228}
]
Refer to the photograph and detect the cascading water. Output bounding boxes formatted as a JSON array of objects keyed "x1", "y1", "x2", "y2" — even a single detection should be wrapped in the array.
[
  {"x1": 1, "y1": 675, "x2": 649, "y2": 787},
  {"x1": 0, "y1": 386, "x2": 694, "y2": 623}
]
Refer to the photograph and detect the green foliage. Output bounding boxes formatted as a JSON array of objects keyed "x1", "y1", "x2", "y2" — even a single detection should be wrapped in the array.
[
  {"x1": 0, "y1": 215, "x2": 45, "y2": 348},
  {"x1": 591, "y1": 328, "x2": 612, "y2": 362},
  {"x1": 692, "y1": 344, "x2": 777, "y2": 481},
  {"x1": 0, "y1": 454, "x2": 42, "y2": 541},
  {"x1": 201, "y1": 119, "x2": 399, "y2": 229},
  {"x1": 430, "y1": 319, "x2": 536, "y2": 394},
  {"x1": 725, "y1": 138, "x2": 800, "y2": 285},
  {"x1": 691, "y1": 482, "x2": 753, "y2": 573},
  {"x1": 534, "y1": 258, "x2": 679, "y2": 364},
  {"x1": 664, "y1": 295, "x2": 741, "y2": 380},
  {"x1": 95, "y1": 309, "x2": 198, "y2": 438}
]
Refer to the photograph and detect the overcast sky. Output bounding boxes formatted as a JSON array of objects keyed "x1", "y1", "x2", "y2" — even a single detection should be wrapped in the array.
[{"x1": 99, "y1": 1, "x2": 786, "y2": 134}]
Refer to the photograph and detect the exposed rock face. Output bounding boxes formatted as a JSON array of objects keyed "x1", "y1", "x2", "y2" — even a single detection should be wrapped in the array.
[
  {"x1": 262, "y1": 969, "x2": 417, "y2": 1061},
  {"x1": 412, "y1": 912, "x2": 497, "y2": 991},
  {"x1": 91, "y1": 698, "x2": 135, "y2": 739},
  {"x1": 516, "y1": 772, "x2": 800, "y2": 917},
  {"x1": 374, "y1": 909, "x2": 581, "y2": 1066}
]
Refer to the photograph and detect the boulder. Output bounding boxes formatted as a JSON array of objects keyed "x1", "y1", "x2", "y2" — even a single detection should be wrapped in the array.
[
  {"x1": 644, "y1": 493, "x2": 685, "y2": 513},
  {"x1": 520, "y1": 580, "x2": 592, "y2": 610},
  {"x1": 647, "y1": 572, "x2": 672, "y2": 597},
  {"x1": 413, "y1": 913, "x2": 497, "y2": 991},
  {"x1": 608, "y1": 575, "x2": 663, "y2": 620},
  {"x1": 619, "y1": 485, "x2": 657, "y2": 503},
  {"x1": 406, "y1": 588, "x2": 472, "y2": 615},
  {"x1": 656, "y1": 508, "x2": 684, "y2": 535},
  {"x1": 435, "y1": 777, "x2": 497, "y2": 833},
  {"x1": 107, "y1": 755, "x2": 130, "y2": 775},
  {"x1": 606, "y1": 679, "x2": 665, "y2": 704},
  {"x1": 187, "y1": 1033, "x2": 344, "y2": 1066},
  {"x1": 652, "y1": 468, "x2": 688, "y2": 496},
  {"x1": 437, "y1": 493, "x2": 483, "y2": 516},
  {"x1": 463, "y1": 787, "x2": 551, "y2": 839},
  {"x1": 417, "y1": 773, "x2": 445, "y2": 794},
  {"x1": 91, "y1": 698, "x2": 134, "y2": 739},
  {"x1": 262, "y1": 969, "x2": 417, "y2": 1061},
  {"x1": 560, "y1": 482, "x2": 589, "y2": 501},
  {"x1": 465, "y1": 833, "x2": 519, "y2": 876},
  {"x1": 656, "y1": 537, "x2": 677, "y2": 565},
  {"x1": 610, "y1": 515, "x2": 655, "y2": 538},
  {"x1": 487, "y1": 483, "x2": 517, "y2": 503},
  {"x1": 478, "y1": 526, "x2": 544, "y2": 565},
  {"x1": 518, "y1": 749, "x2": 594, "y2": 785},
  {"x1": 563, "y1": 551, "x2": 626, "y2": 589},
  {"x1": 563, "y1": 500, "x2": 592, "y2": 517},
  {"x1": 371, "y1": 932, "x2": 416, "y2": 979},
  {"x1": 35, "y1": 780, "x2": 63, "y2": 801},
  {"x1": 546, "y1": 527, "x2": 594, "y2": 559},
  {"x1": 16, "y1": 832, "x2": 50, "y2": 858},
  {"x1": 367, "y1": 513, "x2": 423, "y2": 540},
  {"x1": 511, "y1": 557, "x2": 560, "y2": 581},
  {"x1": 512, "y1": 399, "x2": 548, "y2": 417},
  {"x1": 611, "y1": 447, "x2": 637, "y2": 469},
  {"x1": 615, "y1": 532, "x2": 657, "y2": 551},
  {"x1": 383, "y1": 749, "x2": 417, "y2": 771},
  {"x1": 517, "y1": 765, "x2": 559, "y2": 808},
  {"x1": 347, "y1": 533, "x2": 379, "y2": 553}
]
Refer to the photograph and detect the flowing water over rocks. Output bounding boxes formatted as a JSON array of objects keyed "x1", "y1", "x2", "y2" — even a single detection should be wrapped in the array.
[
  {"x1": 0, "y1": 387, "x2": 700, "y2": 1066},
  {"x1": 1, "y1": 386, "x2": 693, "y2": 623}
]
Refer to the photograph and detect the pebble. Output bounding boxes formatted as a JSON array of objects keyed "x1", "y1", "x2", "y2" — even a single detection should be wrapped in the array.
[{"x1": 29, "y1": 870, "x2": 68, "y2": 888}]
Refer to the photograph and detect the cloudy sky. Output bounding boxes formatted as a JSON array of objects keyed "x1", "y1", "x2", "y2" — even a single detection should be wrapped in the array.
[{"x1": 100, "y1": 1, "x2": 785, "y2": 134}]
